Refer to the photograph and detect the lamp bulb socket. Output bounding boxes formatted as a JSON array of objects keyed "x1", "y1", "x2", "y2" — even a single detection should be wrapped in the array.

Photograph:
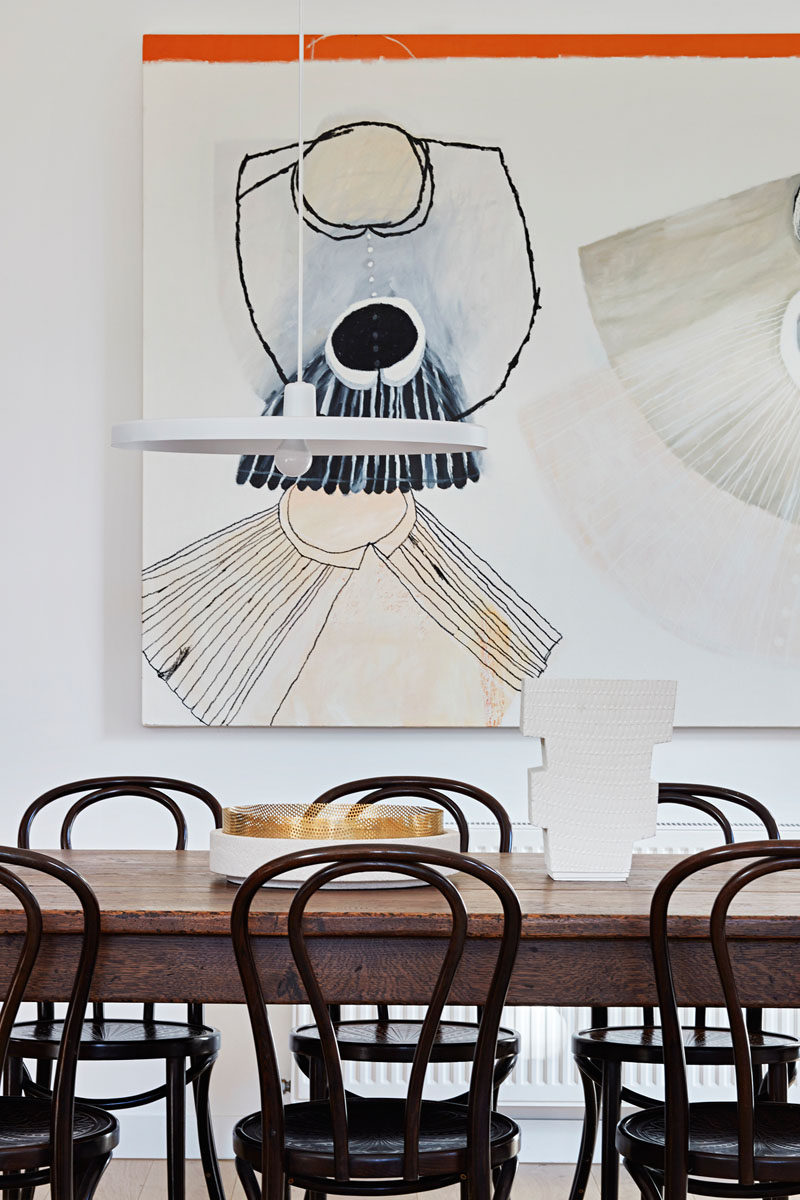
[{"x1": 283, "y1": 381, "x2": 317, "y2": 418}]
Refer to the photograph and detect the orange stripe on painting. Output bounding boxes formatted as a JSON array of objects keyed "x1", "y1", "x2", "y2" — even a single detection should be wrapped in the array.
[
  {"x1": 143, "y1": 35, "x2": 299, "y2": 63},
  {"x1": 143, "y1": 32, "x2": 800, "y2": 64}
]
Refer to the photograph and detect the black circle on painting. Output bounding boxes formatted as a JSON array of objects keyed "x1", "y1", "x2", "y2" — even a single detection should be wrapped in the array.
[{"x1": 331, "y1": 303, "x2": 418, "y2": 372}]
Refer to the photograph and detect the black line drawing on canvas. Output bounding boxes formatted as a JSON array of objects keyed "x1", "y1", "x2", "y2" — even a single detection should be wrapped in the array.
[
  {"x1": 235, "y1": 121, "x2": 539, "y2": 406},
  {"x1": 231, "y1": 120, "x2": 540, "y2": 494},
  {"x1": 143, "y1": 493, "x2": 561, "y2": 726},
  {"x1": 144, "y1": 118, "x2": 559, "y2": 726}
]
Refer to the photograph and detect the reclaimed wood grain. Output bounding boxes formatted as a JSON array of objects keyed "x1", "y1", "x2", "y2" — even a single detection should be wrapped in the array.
[{"x1": 0, "y1": 851, "x2": 797, "y2": 1006}]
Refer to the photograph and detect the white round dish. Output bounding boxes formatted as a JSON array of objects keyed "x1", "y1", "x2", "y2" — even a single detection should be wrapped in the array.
[{"x1": 209, "y1": 829, "x2": 461, "y2": 889}]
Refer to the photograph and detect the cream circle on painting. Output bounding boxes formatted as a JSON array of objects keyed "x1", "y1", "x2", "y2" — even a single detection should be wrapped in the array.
[
  {"x1": 302, "y1": 124, "x2": 424, "y2": 228},
  {"x1": 283, "y1": 484, "x2": 412, "y2": 556}
]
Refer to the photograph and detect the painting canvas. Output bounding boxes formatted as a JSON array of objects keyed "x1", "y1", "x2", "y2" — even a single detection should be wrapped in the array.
[{"x1": 142, "y1": 35, "x2": 800, "y2": 726}]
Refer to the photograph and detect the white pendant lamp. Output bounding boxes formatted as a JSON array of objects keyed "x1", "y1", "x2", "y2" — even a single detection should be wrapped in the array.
[{"x1": 112, "y1": 6, "x2": 487, "y2": 473}]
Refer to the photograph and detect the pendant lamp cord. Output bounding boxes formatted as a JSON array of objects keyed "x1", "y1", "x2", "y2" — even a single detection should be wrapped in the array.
[{"x1": 296, "y1": 0, "x2": 305, "y2": 385}]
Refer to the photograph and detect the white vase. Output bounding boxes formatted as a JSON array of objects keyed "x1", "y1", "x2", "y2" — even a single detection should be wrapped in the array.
[{"x1": 521, "y1": 678, "x2": 677, "y2": 881}]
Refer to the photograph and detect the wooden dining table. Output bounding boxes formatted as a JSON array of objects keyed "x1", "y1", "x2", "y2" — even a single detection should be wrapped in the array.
[{"x1": 1, "y1": 849, "x2": 799, "y2": 1007}]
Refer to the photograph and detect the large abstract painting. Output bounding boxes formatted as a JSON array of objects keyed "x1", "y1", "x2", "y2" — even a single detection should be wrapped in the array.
[{"x1": 143, "y1": 35, "x2": 800, "y2": 725}]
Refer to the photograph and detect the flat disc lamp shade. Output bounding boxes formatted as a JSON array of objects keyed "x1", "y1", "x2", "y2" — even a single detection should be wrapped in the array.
[
  {"x1": 111, "y1": 384, "x2": 488, "y2": 458},
  {"x1": 111, "y1": 416, "x2": 488, "y2": 455}
]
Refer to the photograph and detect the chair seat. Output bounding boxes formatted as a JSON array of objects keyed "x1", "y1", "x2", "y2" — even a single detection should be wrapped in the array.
[
  {"x1": 618, "y1": 1099, "x2": 800, "y2": 1185},
  {"x1": 234, "y1": 1098, "x2": 520, "y2": 1180},
  {"x1": 291, "y1": 1020, "x2": 520, "y2": 1064},
  {"x1": 617, "y1": 1102, "x2": 800, "y2": 1183},
  {"x1": 573, "y1": 1025, "x2": 800, "y2": 1065},
  {"x1": 0, "y1": 1097, "x2": 119, "y2": 1171},
  {"x1": 9, "y1": 1018, "x2": 220, "y2": 1062}
]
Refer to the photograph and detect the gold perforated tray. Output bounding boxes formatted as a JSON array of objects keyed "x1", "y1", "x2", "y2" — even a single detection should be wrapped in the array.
[{"x1": 222, "y1": 802, "x2": 443, "y2": 841}]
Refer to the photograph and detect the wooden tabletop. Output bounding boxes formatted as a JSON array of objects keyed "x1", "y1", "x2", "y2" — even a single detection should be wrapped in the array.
[
  {"x1": 0, "y1": 850, "x2": 797, "y2": 1006},
  {"x1": 2, "y1": 849, "x2": 798, "y2": 936}
]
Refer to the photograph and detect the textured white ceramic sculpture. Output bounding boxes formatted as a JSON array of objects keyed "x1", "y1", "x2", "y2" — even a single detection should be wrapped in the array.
[{"x1": 521, "y1": 679, "x2": 677, "y2": 881}]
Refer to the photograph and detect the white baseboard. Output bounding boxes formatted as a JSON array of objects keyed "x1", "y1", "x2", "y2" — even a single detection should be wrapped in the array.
[
  {"x1": 114, "y1": 1110, "x2": 594, "y2": 1165},
  {"x1": 109, "y1": 1112, "x2": 238, "y2": 1160},
  {"x1": 515, "y1": 1116, "x2": 597, "y2": 1164}
]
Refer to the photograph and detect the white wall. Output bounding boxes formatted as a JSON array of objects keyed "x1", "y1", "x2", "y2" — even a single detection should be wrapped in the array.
[{"x1": 2, "y1": 0, "x2": 799, "y2": 1161}]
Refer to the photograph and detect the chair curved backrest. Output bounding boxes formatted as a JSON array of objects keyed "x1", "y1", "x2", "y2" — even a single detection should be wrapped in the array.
[
  {"x1": 653, "y1": 784, "x2": 779, "y2": 1028},
  {"x1": 18, "y1": 776, "x2": 222, "y2": 1027},
  {"x1": 0, "y1": 845, "x2": 101, "y2": 1200},
  {"x1": 313, "y1": 776, "x2": 513, "y2": 852},
  {"x1": 591, "y1": 784, "x2": 780, "y2": 1035},
  {"x1": 650, "y1": 841, "x2": 800, "y2": 1200},
  {"x1": 232, "y1": 844, "x2": 521, "y2": 1199},
  {"x1": 657, "y1": 783, "x2": 779, "y2": 842},
  {"x1": 18, "y1": 775, "x2": 223, "y2": 850}
]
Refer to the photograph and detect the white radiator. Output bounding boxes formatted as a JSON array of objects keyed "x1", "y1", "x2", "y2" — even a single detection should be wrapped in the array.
[{"x1": 290, "y1": 822, "x2": 800, "y2": 1110}]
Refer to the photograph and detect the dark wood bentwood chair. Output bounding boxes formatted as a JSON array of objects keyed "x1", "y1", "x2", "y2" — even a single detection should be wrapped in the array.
[
  {"x1": 232, "y1": 844, "x2": 522, "y2": 1200},
  {"x1": 617, "y1": 840, "x2": 800, "y2": 1200},
  {"x1": 570, "y1": 784, "x2": 800, "y2": 1200},
  {"x1": 0, "y1": 845, "x2": 119, "y2": 1199},
  {"x1": 290, "y1": 777, "x2": 520, "y2": 1109},
  {"x1": 9, "y1": 777, "x2": 224, "y2": 1200}
]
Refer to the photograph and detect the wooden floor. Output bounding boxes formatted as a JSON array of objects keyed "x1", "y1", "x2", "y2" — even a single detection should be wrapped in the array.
[{"x1": 24, "y1": 1160, "x2": 637, "y2": 1199}]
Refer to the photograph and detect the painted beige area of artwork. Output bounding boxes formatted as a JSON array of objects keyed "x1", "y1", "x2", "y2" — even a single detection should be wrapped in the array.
[
  {"x1": 580, "y1": 175, "x2": 800, "y2": 520},
  {"x1": 281, "y1": 486, "x2": 409, "y2": 559},
  {"x1": 303, "y1": 124, "x2": 424, "y2": 227},
  {"x1": 522, "y1": 367, "x2": 800, "y2": 662},
  {"x1": 581, "y1": 177, "x2": 800, "y2": 357},
  {"x1": 271, "y1": 543, "x2": 515, "y2": 727},
  {"x1": 143, "y1": 485, "x2": 557, "y2": 726},
  {"x1": 523, "y1": 174, "x2": 800, "y2": 664}
]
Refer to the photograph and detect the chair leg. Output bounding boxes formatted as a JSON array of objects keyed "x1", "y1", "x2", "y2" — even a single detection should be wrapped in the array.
[
  {"x1": 569, "y1": 1057, "x2": 601, "y2": 1200},
  {"x1": 191, "y1": 1056, "x2": 225, "y2": 1200},
  {"x1": 766, "y1": 1066, "x2": 789, "y2": 1200},
  {"x1": 166, "y1": 1057, "x2": 186, "y2": 1200},
  {"x1": 492, "y1": 1158, "x2": 517, "y2": 1200},
  {"x1": 235, "y1": 1157, "x2": 262, "y2": 1200},
  {"x1": 309, "y1": 1057, "x2": 326, "y2": 1102},
  {"x1": 74, "y1": 1152, "x2": 113, "y2": 1200},
  {"x1": 621, "y1": 1160, "x2": 662, "y2": 1200},
  {"x1": 3, "y1": 1056, "x2": 23, "y2": 1099},
  {"x1": 492, "y1": 1054, "x2": 517, "y2": 1109},
  {"x1": 599, "y1": 1061, "x2": 622, "y2": 1200},
  {"x1": 35, "y1": 1057, "x2": 54, "y2": 1093},
  {"x1": 307, "y1": 1060, "x2": 327, "y2": 1200},
  {"x1": 767, "y1": 1062, "x2": 789, "y2": 1103},
  {"x1": 3, "y1": 1058, "x2": 27, "y2": 1200},
  {"x1": 464, "y1": 1166, "x2": 493, "y2": 1200}
]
